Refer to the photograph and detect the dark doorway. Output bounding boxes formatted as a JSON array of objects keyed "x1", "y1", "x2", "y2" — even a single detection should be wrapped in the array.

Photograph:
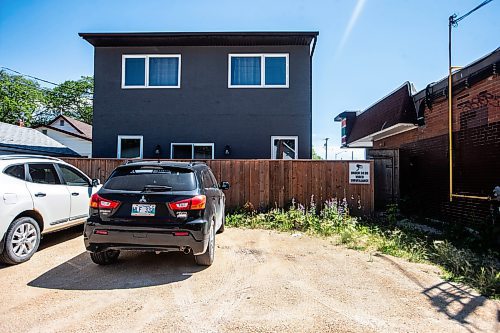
[{"x1": 367, "y1": 149, "x2": 399, "y2": 210}]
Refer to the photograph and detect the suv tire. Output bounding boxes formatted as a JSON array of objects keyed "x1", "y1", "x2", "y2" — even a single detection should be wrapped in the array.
[
  {"x1": 217, "y1": 213, "x2": 225, "y2": 234},
  {"x1": 90, "y1": 249, "x2": 120, "y2": 265},
  {"x1": 195, "y1": 223, "x2": 215, "y2": 266},
  {"x1": 0, "y1": 217, "x2": 41, "y2": 265}
]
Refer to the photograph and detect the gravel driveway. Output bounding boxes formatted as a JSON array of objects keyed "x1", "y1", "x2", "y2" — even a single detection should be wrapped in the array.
[{"x1": 0, "y1": 226, "x2": 498, "y2": 333}]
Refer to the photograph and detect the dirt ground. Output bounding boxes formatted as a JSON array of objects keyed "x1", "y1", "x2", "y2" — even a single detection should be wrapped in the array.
[{"x1": 0, "y1": 226, "x2": 498, "y2": 333}]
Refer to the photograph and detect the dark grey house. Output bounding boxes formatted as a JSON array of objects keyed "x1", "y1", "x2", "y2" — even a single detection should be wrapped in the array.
[{"x1": 79, "y1": 32, "x2": 318, "y2": 159}]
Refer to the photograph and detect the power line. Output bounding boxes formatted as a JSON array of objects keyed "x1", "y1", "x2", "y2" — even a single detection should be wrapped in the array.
[
  {"x1": 0, "y1": 66, "x2": 93, "y2": 96},
  {"x1": 1, "y1": 66, "x2": 60, "y2": 86},
  {"x1": 451, "y1": 0, "x2": 494, "y2": 26}
]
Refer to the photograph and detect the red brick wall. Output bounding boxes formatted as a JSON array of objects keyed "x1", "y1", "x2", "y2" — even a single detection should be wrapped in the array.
[{"x1": 373, "y1": 75, "x2": 499, "y2": 225}]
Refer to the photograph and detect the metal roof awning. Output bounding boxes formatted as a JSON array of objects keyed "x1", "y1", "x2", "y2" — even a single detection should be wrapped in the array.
[{"x1": 346, "y1": 123, "x2": 417, "y2": 148}]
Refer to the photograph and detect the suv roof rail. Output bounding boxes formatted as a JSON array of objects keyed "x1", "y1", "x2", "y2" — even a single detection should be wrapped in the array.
[{"x1": 0, "y1": 155, "x2": 63, "y2": 162}]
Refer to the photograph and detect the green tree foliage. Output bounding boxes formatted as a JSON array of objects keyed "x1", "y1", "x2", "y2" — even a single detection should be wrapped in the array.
[
  {"x1": 0, "y1": 70, "x2": 44, "y2": 126},
  {"x1": 0, "y1": 70, "x2": 93, "y2": 126},
  {"x1": 42, "y1": 76, "x2": 93, "y2": 124},
  {"x1": 312, "y1": 147, "x2": 323, "y2": 160}
]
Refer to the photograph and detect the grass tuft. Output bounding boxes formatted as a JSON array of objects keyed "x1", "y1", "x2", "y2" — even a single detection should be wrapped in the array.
[{"x1": 226, "y1": 198, "x2": 499, "y2": 299}]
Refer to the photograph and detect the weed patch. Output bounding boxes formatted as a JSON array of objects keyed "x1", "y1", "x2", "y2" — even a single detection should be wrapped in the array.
[{"x1": 226, "y1": 198, "x2": 499, "y2": 299}]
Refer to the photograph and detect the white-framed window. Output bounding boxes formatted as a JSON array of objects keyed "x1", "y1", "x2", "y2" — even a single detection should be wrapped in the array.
[
  {"x1": 122, "y1": 54, "x2": 181, "y2": 89},
  {"x1": 171, "y1": 143, "x2": 214, "y2": 159},
  {"x1": 271, "y1": 136, "x2": 298, "y2": 160},
  {"x1": 117, "y1": 135, "x2": 143, "y2": 159},
  {"x1": 228, "y1": 53, "x2": 289, "y2": 88}
]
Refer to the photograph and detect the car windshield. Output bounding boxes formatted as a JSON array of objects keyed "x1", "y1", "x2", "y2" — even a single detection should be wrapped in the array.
[{"x1": 104, "y1": 166, "x2": 197, "y2": 191}]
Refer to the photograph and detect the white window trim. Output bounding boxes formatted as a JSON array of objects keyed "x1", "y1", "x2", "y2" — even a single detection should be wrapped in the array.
[
  {"x1": 117, "y1": 135, "x2": 143, "y2": 159},
  {"x1": 271, "y1": 136, "x2": 298, "y2": 160},
  {"x1": 228, "y1": 53, "x2": 289, "y2": 88},
  {"x1": 121, "y1": 54, "x2": 181, "y2": 89},
  {"x1": 170, "y1": 143, "x2": 215, "y2": 159}
]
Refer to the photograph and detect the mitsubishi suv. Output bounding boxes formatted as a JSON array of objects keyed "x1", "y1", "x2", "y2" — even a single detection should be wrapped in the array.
[
  {"x1": 84, "y1": 161, "x2": 229, "y2": 266},
  {"x1": 0, "y1": 155, "x2": 101, "y2": 264}
]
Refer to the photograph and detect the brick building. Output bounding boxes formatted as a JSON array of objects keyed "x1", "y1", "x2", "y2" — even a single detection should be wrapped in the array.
[{"x1": 335, "y1": 48, "x2": 499, "y2": 226}]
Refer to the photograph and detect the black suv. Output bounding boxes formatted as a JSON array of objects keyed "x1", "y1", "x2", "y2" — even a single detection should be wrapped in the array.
[{"x1": 84, "y1": 161, "x2": 229, "y2": 266}]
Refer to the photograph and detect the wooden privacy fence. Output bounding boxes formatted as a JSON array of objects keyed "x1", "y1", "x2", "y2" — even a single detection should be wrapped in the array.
[{"x1": 62, "y1": 159, "x2": 374, "y2": 215}]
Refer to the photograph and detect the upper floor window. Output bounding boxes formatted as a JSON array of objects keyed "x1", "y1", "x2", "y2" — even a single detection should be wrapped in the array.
[
  {"x1": 228, "y1": 54, "x2": 289, "y2": 88},
  {"x1": 122, "y1": 55, "x2": 181, "y2": 89}
]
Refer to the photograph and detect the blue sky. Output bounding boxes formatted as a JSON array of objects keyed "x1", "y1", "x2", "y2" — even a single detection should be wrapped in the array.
[{"x1": 1, "y1": 0, "x2": 498, "y2": 159}]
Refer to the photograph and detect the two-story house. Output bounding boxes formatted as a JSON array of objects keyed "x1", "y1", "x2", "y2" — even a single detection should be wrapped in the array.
[{"x1": 79, "y1": 32, "x2": 318, "y2": 159}]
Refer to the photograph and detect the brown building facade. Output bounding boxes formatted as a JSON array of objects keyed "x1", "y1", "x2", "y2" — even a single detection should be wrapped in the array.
[{"x1": 336, "y1": 48, "x2": 499, "y2": 226}]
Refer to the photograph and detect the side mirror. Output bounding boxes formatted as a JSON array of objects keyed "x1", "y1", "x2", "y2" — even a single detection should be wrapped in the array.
[
  {"x1": 219, "y1": 181, "x2": 230, "y2": 190},
  {"x1": 92, "y1": 179, "x2": 101, "y2": 187}
]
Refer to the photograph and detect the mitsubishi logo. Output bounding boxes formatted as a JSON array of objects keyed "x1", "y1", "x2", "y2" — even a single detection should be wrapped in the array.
[{"x1": 139, "y1": 195, "x2": 147, "y2": 203}]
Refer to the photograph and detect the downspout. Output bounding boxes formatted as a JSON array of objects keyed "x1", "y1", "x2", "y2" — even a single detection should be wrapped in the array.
[{"x1": 309, "y1": 35, "x2": 317, "y2": 159}]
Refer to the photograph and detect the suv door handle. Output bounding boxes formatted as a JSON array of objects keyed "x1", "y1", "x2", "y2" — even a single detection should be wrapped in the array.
[
  {"x1": 71, "y1": 192, "x2": 79, "y2": 196},
  {"x1": 34, "y1": 192, "x2": 46, "y2": 197}
]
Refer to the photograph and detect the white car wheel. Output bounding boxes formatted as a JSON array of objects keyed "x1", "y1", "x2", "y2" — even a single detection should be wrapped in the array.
[{"x1": 0, "y1": 217, "x2": 41, "y2": 265}]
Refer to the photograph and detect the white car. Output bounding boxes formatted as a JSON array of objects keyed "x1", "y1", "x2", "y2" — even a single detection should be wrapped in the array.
[{"x1": 0, "y1": 155, "x2": 100, "y2": 264}]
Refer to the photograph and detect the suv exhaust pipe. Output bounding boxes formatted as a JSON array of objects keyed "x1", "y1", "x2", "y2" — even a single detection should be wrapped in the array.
[{"x1": 181, "y1": 247, "x2": 191, "y2": 255}]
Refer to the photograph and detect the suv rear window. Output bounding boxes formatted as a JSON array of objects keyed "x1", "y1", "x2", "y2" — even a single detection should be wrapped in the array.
[{"x1": 104, "y1": 166, "x2": 197, "y2": 191}]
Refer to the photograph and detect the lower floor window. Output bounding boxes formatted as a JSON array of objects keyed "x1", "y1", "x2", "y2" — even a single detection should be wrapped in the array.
[
  {"x1": 117, "y1": 135, "x2": 143, "y2": 158},
  {"x1": 271, "y1": 136, "x2": 298, "y2": 160},
  {"x1": 171, "y1": 143, "x2": 214, "y2": 159}
]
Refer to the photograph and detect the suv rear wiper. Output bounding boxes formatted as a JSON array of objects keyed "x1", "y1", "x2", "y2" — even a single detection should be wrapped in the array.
[{"x1": 141, "y1": 185, "x2": 173, "y2": 192}]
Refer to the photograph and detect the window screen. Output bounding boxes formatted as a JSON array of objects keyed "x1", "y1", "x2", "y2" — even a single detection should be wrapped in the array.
[
  {"x1": 194, "y1": 145, "x2": 213, "y2": 159},
  {"x1": 231, "y1": 57, "x2": 261, "y2": 86},
  {"x1": 149, "y1": 57, "x2": 179, "y2": 86}
]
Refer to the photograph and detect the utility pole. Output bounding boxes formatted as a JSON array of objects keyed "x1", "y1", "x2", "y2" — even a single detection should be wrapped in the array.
[
  {"x1": 448, "y1": 0, "x2": 493, "y2": 202},
  {"x1": 324, "y1": 138, "x2": 329, "y2": 160}
]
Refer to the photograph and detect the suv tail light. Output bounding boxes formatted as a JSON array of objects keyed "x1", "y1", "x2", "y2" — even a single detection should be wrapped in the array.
[
  {"x1": 90, "y1": 193, "x2": 120, "y2": 209},
  {"x1": 169, "y1": 195, "x2": 206, "y2": 211}
]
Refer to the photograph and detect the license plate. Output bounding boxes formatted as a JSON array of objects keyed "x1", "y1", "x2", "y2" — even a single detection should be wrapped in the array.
[{"x1": 131, "y1": 204, "x2": 156, "y2": 216}]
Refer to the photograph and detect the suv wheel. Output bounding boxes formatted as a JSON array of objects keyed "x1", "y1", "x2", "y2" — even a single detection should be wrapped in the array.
[
  {"x1": 90, "y1": 249, "x2": 120, "y2": 265},
  {"x1": 0, "y1": 217, "x2": 41, "y2": 265},
  {"x1": 195, "y1": 223, "x2": 215, "y2": 266}
]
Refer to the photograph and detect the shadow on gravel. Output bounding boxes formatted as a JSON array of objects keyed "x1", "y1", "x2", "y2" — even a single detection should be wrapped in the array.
[
  {"x1": 27, "y1": 251, "x2": 206, "y2": 290},
  {"x1": 38, "y1": 225, "x2": 84, "y2": 251},
  {"x1": 376, "y1": 254, "x2": 489, "y2": 332}
]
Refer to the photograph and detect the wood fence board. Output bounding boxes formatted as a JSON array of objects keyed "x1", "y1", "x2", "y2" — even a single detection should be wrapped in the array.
[{"x1": 61, "y1": 158, "x2": 374, "y2": 215}]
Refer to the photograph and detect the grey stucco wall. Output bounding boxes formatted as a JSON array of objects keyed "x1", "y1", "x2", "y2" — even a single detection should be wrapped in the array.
[{"x1": 92, "y1": 45, "x2": 311, "y2": 159}]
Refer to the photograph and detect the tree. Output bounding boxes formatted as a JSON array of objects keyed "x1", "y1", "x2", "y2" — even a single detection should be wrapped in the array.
[
  {"x1": 42, "y1": 76, "x2": 93, "y2": 124},
  {"x1": 312, "y1": 147, "x2": 323, "y2": 160},
  {"x1": 0, "y1": 70, "x2": 44, "y2": 126}
]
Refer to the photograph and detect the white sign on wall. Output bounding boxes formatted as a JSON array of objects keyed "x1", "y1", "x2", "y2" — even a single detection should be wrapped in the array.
[{"x1": 349, "y1": 162, "x2": 370, "y2": 184}]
